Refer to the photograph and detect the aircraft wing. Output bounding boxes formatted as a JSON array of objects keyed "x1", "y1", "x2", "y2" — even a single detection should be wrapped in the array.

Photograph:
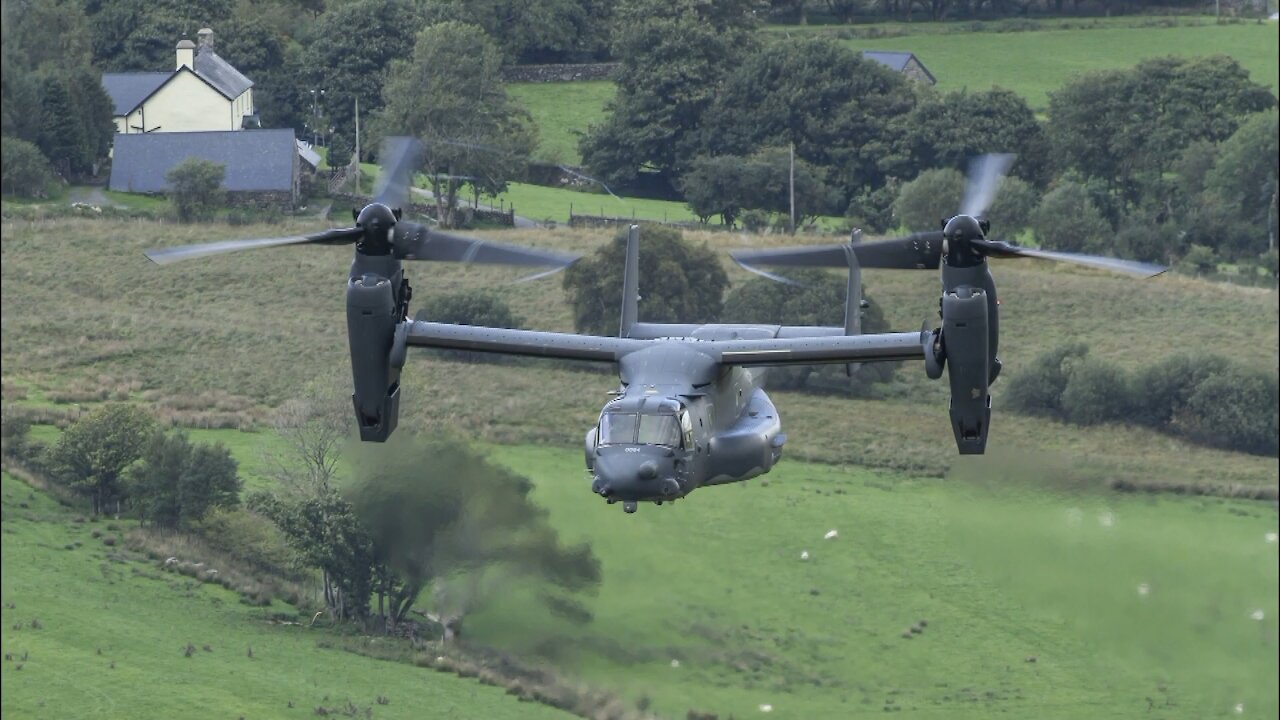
[
  {"x1": 709, "y1": 331, "x2": 925, "y2": 367},
  {"x1": 404, "y1": 321, "x2": 646, "y2": 363}
]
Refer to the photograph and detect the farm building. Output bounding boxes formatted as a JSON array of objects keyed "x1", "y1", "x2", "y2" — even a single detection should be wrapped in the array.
[
  {"x1": 108, "y1": 129, "x2": 302, "y2": 205},
  {"x1": 101, "y1": 28, "x2": 257, "y2": 135},
  {"x1": 860, "y1": 51, "x2": 937, "y2": 85}
]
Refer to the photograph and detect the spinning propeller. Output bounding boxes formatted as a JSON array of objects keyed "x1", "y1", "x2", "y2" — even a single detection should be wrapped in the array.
[
  {"x1": 144, "y1": 136, "x2": 577, "y2": 271},
  {"x1": 730, "y1": 153, "x2": 1166, "y2": 279}
]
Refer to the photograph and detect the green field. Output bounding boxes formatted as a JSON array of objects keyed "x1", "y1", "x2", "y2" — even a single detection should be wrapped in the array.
[
  {"x1": 486, "y1": 181, "x2": 700, "y2": 225},
  {"x1": 0, "y1": 472, "x2": 570, "y2": 720},
  {"x1": 509, "y1": 20, "x2": 1280, "y2": 164}
]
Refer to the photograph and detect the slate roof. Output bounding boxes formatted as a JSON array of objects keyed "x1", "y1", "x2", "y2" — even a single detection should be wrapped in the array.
[
  {"x1": 194, "y1": 48, "x2": 253, "y2": 100},
  {"x1": 860, "y1": 51, "x2": 936, "y2": 83},
  {"x1": 101, "y1": 73, "x2": 172, "y2": 116},
  {"x1": 109, "y1": 129, "x2": 297, "y2": 193},
  {"x1": 296, "y1": 140, "x2": 322, "y2": 170}
]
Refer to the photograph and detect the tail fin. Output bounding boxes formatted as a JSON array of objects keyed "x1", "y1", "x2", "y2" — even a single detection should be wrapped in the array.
[
  {"x1": 843, "y1": 229, "x2": 864, "y2": 376},
  {"x1": 619, "y1": 224, "x2": 640, "y2": 338}
]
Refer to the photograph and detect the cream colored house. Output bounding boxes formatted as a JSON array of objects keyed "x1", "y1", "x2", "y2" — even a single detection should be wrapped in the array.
[{"x1": 102, "y1": 29, "x2": 256, "y2": 135}]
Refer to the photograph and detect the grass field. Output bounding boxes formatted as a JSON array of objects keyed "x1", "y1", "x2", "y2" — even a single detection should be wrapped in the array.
[
  {"x1": 508, "y1": 20, "x2": 1280, "y2": 164},
  {"x1": 486, "y1": 181, "x2": 700, "y2": 225},
  {"x1": 2, "y1": 217, "x2": 1276, "y2": 484},
  {"x1": 449, "y1": 445, "x2": 1278, "y2": 719},
  {"x1": 0, "y1": 471, "x2": 571, "y2": 720}
]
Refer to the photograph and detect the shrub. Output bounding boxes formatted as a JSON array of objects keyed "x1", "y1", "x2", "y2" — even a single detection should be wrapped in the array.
[
  {"x1": 1, "y1": 137, "x2": 55, "y2": 198},
  {"x1": 985, "y1": 176, "x2": 1037, "y2": 237},
  {"x1": 166, "y1": 157, "x2": 225, "y2": 223},
  {"x1": 414, "y1": 290, "x2": 525, "y2": 363},
  {"x1": 1060, "y1": 358, "x2": 1133, "y2": 425},
  {"x1": 1129, "y1": 354, "x2": 1231, "y2": 429},
  {"x1": 892, "y1": 168, "x2": 964, "y2": 232},
  {"x1": 1003, "y1": 343, "x2": 1089, "y2": 417},
  {"x1": 1031, "y1": 180, "x2": 1110, "y2": 253},
  {"x1": 1180, "y1": 367, "x2": 1279, "y2": 456}
]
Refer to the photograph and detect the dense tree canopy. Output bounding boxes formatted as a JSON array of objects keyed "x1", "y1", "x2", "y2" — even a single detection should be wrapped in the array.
[
  {"x1": 380, "y1": 21, "x2": 536, "y2": 227},
  {"x1": 421, "y1": 0, "x2": 612, "y2": 63},
  {"x1": 47, "y1": 404, "x2": 157, "y2": 515}
]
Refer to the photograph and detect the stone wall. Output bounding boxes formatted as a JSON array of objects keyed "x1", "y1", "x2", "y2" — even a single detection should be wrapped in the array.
[{"x1": 502, "y1": 63, "x2": 619, "y2": 83}]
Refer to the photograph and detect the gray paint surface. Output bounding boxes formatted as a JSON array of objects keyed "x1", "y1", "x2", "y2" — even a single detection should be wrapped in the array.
[{"x1": 109, "y1": 129, "x2": 297, "y2": 193}]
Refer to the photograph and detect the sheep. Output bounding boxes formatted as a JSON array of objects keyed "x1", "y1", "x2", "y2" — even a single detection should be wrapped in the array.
[
  {"x1": 823, "y1": 529, "x2": 838, "y2": 540},
  {"x1": 800, "y1": 551, "x2": 810, "y2": 561}
]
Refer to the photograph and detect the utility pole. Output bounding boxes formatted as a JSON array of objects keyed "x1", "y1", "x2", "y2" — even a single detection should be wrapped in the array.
[
  {"x1": 788, "y1": 141, "x2": 796, "y2": 235},
  {"x1": 354, "y1": 97, "x2": 360, "y2": 195}
]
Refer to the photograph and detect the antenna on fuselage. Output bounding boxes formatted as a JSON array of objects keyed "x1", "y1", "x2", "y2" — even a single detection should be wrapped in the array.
[{"x1": 619, "y1": 224, "x2": 640, "y2": 338}]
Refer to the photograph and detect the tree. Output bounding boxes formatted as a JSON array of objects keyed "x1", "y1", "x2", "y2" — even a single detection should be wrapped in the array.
[
  {"x1": 299, "y1": 0, "x2": 421, "y2": 145},
  {"x1": 166, "y1": 157, "x2": 225, "y2": 222},
  {"x1": 421, "y1": 0, "x2": 612, "y2": 63},
  {"x1": 1, "y1": 137, "x2": 54, "y2": 198},
  {"x1": 269, "y1": 381, "x2": 351, "y2": 500},
  {"x1": 681, "y1": 148, "x2": 839, "y2": 228},
  {"x1": 346, "y1": 435, "x2": 600, "y2": 633},
  {"x1": 414, "y1": 290, "x2": 525, "y2": 362},
  {"x1": 130, "y1": 431, "x2": 241, "y2": 529},
  {"x1": 1060, "y1": 357, "x2": 1132, "y2": 425},
  {"x1": 892, "y1": 168, "x2": 964, "y2": 231},
  {"x1": 1204, "y1": 109, "x2": 1278, "y2": 254},
  {"x1": 700, "y1": 36, "x2": 915, "y2": 208},
  {"x1": 1030, "y1": 180, "x2": 1111, "y2": 253},
  {"x1": 379, "y1": 21, "x2": 535, "y2": 228},
  {"x1": 1047, "y1": 56, "x2": 1275, "y2": 202},
  {"x1": 986, "y1": 175, "x2": 1038, "y2": 236},
  {"x1": 1181, "y1": 367, "x2": 1279, "y2": 456},
  {"x1": 1129, "y1": 353, "x2": 1231, "y2": 430},
  {"x1": 578, "y1": 0, "x2": 762, "y2": 189},
  {"x1": 889, "y1": 88, "x2": 1051, "y2": 187},
  {"x1": 86, "y1": 0, "x2": 234, "y2": 71},
  {"x1": 47, "y1": 404, "x2": 156, "y2": 515},
  {"x1": 562, "y1": 225, "x2": 729, "y2": 336},
  {"x1": 721, "y1": 269, "x2": 896, "y2": 395}
]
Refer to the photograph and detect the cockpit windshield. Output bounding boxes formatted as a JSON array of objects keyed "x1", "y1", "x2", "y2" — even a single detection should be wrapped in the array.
[
  {"x1": 599, "y1": 413, "x2": 639, "y2": 445},
  {"x1": 599, "y1": 411, "x2": 683, "y2": 447},
  {"x1": 638, "y1": 414, "x2": 681, "y2": 447}
]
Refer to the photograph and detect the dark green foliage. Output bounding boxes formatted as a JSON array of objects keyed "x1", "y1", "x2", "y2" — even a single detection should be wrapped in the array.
[
  {"x1": 0, "y1": 45, "x2": 43, "y2": 144},
  {"x1": 1, "y1": 137, "x2": 55, "y2": 198},
  {"x1": 1203, "y1": 109, "x2": 1278, "y2": 256},
  {"x1": 1047, "y1": 55, "x2": 1275, "y2": 201},
  {"x1": 346, "y1": 436, "x2": 600, "y2": 626},
  {"x1": 4, "y1": 0, "x2": 94, "y2": 73},
  {"x1": 844, "y1": 181, "x2": 899, "y2": 234},
  {"x1": 129, "y1": 431, "x2": 241, "y2": 529},
  {"x1": 578, "y1": 0, "x2": 761, "y2": 188},
  {"x1": 414, "y1": 290, "x2": 524, "y2": 363},
  {"x1": 721, "y1": 269, "x2": 895, "y2": 395},
  {"x1": 166, "y1": 158, "x2": 226, "y2": 223},
  {"x1": 562, "y1": 225, "x2": 728, "y2": 336},
  {"x1": 1003, "y1": 342, "x2": 1089, "y2": 417},
  {"x1": 892, "y1": 168, "x2": 963, "y2": 232},
  {"x1": 1180, "y1": 367, "x2": 1279, "y2": 457},
  {"x1": 46, "y1": 404, "x2": 157, "y2": 515},
  {"x1": 216, "y1": 16, "x2": 297, "y2": 130},
  {"x1": 985, "y1": 176, "x2": 1037, "y2": 237},
  {"x1": 379, "y1": 21, "x2": 534, "y2": 228},
  {"x1": 86, "y1": 0, "x2": 234, "y2": 71},
  {"x1": 420, "y1": 0, "x2": 611, "y2": 63},
  {"x1": 1113, "y1": 212, "x2": 1180, "y2": 264},
  {"x1": 1060, "y1": 358, "x2": 1132, "y2": 425},
  {"x1": 36, "y1": 76, "x2": 80, "y2": 177},
  {"x1": 1030, "y1": 180, "x2": 1111, "y2": 253},
  {"x1": 1129, "y1": 354, "x2": 1231, "y2": 429},
  {"x1": 889, "y1": 88, "x2": 1051, "y2": 187},
  {"x1": 680, "y1": 148, "x2": 839, "y2": 228},
  {"x1": 701, "y1": 36, "x2": 914, "y2": 207}
]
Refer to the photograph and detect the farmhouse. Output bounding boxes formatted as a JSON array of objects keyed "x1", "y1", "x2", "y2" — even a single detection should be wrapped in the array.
[
  {"x1": 101, "y1": 28, "x2": 256, "y2": 135},
  {"x1": 108, "y1": 129, "x2": 302, "y2": 204},
  {"x1": 860, "y1": 51, "x2": 937, "y2": 85}
]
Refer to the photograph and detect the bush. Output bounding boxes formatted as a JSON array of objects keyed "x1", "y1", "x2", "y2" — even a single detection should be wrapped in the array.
[
  {"x1": 721, "y1": 269, "x2": 895, "y2": 395},
  {"x1": 1031, "y1": 181, "x2": 1110, "y2": 253},
  {"x1": 985, "y1": 176, "x2": 1037, "y2": 237},
  {"x1": 562, "y1": 224, "x2": 727, "y2": 336},
  {"x1": 1179, "y1": 367, "x2": 1279, "y2": 456},
  {"x1": 1060, "y1": 358, "x2": 1132, "y2": 425},
  {"x1": 1129, "y1": 354, "x2": 1231, "y2": 429},
  {"x1": 845, "y1": 180, "x2": 898, "y2": 234},
  {"x1": 167, "y1": 157, "x2": 226, "y2": 223},
  {"x1": 892, "y1": 169, "x2": 964, "y2": 232},
  {"x1": 413, "y1": 290, "x2": 525, "y2": 362},
  {"x1": 1, "y1": 137, "x2": 55, "y2": 198},
  {"x1": 1003, "y1": 343, "x2": 1089, "y2": 417}
]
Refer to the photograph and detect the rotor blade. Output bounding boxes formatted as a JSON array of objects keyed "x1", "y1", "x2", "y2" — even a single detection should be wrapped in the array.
[
  {"x1": 974, "y1": 239, "x2": 1167, "y2": 278},
  {"x1": 729, "y1": 232, "x2": 943, "y2": 274},
  {"x1": 394, "y1": 224, "x2": 578, "y2": 267},
  {"x1": 730, "y1": 257, "x2": 804, "y2": 286},
  {"x1": 959, "y1": 153, "x2": 1016, "y2": 218},
  {"x1": 372, "y1": 136, "x2": 423, "y2": 210},
  {"x1": 144, "y1": 227, "x2": 362, "y2": 265}
]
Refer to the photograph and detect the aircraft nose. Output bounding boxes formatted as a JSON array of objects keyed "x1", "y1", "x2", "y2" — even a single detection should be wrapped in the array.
[
  {"x1": 638, "y1": 461, "x2": 658, "y2": 480},
  {"x1": 592, "y1": 451, "x2": 676, "y2": 503}
]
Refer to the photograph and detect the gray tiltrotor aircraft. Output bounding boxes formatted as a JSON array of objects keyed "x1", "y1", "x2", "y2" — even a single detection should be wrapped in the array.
[{"x1": 149, "y1": 148, "x2": 1163, "y2": 513}]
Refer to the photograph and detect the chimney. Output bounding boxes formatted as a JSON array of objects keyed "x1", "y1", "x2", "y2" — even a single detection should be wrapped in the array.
[
  {"x1": 197, "y1": 28, "x2": 215, "y2": 53},
  {"x1": 176, "y1": 38, "x2": 196, "y2": 70}
]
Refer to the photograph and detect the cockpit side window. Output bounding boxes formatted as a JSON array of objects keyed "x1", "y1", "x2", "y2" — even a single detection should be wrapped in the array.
[
  {"x1": 637, "y1": 414, "x2": 681, "y2": 447},
  {"x1": 679, "y1": 410, "x2": 694, "y2": 448},
  {"x1": 599, "y1": 413, "x2": 638, "y2": 445}
]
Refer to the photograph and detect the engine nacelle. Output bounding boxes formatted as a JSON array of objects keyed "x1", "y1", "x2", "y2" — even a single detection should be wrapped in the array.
[
  {"x1": 938, "y1": 263, "x2": 996, "y2": 455},
  {"x1": 347, "y1": 271, "x2": 403, "y2": 442}
]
